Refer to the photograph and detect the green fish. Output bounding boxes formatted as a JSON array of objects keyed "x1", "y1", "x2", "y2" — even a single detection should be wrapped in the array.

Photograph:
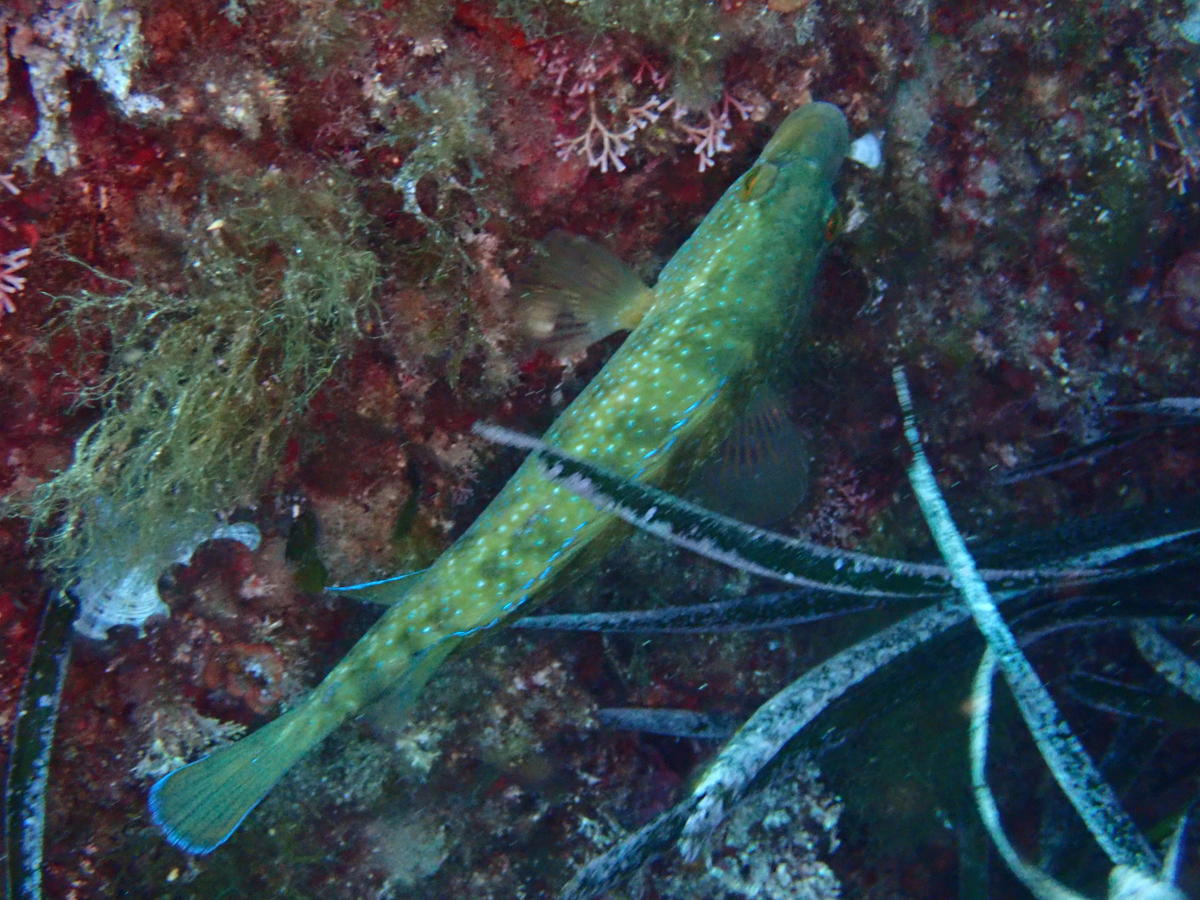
[{"x1": 149, "y1": 101, "x2": 850, "y2": 853}]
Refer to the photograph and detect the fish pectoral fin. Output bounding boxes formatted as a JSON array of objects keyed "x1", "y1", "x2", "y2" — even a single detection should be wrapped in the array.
[
  {"x1": 516, "y1": 230, "x2": 655, "y2": 358},
  {"x1": 149, "y1": 705, "x2": 320, "y2": 854},
  {"x1": 687, "y1": 385, "x2": 812, "y2": 527}
]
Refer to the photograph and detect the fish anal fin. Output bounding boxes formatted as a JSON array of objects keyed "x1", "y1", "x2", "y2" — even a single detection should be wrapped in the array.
[{"x1": 361, "y1": 638, "x2": 460, "y2": 733}]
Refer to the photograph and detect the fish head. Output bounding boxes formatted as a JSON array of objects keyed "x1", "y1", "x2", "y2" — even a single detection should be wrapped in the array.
[{"x1": 734, "y1": 101, "x2": 849, "y2": 254}]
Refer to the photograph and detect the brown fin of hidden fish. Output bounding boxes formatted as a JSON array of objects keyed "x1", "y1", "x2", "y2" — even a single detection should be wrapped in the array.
[{"x1": 515, "y1": 230, "x2": 656, "y2": 358}]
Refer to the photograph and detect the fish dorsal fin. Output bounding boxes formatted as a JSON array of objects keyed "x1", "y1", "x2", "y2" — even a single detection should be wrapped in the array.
[
  {"x1": 325, "y1": 568, "x2": 427, "y2": 605},
  {"x1": 516, "y1": 230, "x2": 656, "y2": 358},
  {"x1": 688, "y1": 386, "x2": 812, "y2": 527}
]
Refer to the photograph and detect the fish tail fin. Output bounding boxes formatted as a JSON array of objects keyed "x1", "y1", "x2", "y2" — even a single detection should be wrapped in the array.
[{"x1": 148, "y1": 704, "x2": 324, "y2": 854}]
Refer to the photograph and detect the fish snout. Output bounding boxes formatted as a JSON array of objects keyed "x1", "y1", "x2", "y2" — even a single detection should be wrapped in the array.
[{"x1": 760, "y1": 102, "x2": 850, "y2": 180}]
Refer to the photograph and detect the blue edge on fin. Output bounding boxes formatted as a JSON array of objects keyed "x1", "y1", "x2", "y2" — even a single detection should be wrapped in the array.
[
  {"x1": 149, "y1": 758, "x2": 242, "y2": 855},
  {"x1": 325, "y1": 569, "x2": 427, "y2": 592}
]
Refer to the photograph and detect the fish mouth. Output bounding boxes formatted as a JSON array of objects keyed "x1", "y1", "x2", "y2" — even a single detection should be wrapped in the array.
[{"x1": 760, "y1": 102, "x2": 850, "y2": 179}]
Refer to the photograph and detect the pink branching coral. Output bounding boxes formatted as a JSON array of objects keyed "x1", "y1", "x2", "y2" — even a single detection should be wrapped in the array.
[
  {"x1": 674, "y1": 91, "x2": 758, "y2": 172},
  {"x1": 539, "y1": 37, "x2": 759, "y2": 174},
  {"x1": 0, "y1": 172, "x2": 27, "y2": 317},
  {"x1": 0, "y1": 246, "x2": 29, "y2": 316},
  {"x1": 1126, "y1": 78, "x2": 1200, "y2": 194},
  {"x1": 540, "y1": 37, "x2": 663, "y2": 173},
  {"x1": 555, "y1": 94, "x2": 658, "y2": 173}
]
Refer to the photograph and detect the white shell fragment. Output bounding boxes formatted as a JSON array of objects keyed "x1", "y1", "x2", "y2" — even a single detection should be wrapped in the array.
[
  {"x1": 847, "y1": 132, "x2": 883, "y2": 170},
  {"x1": 1178, "y1": 1, "x2": 1200, "y2": 43},
  {"x1": 73, "y1": 520, "x2": 262, "y2": 640}
]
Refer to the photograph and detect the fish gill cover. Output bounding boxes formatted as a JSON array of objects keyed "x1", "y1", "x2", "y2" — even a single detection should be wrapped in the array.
[{"x1": 0, "y1": 1, "x2": 1197, "y2": 898}]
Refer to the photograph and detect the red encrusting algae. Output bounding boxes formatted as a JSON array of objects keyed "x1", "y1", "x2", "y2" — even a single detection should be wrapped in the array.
[{"x1": 0, "y1": 1, "x2": 1197, "y2": 897}]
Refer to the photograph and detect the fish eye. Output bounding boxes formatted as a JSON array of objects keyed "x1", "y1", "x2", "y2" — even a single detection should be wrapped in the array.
[
  {"x1": 823, "y1": 208, "x2": 843, "y2": 241},
  {"x1": 739, "y1": 162, "x2": 778, "y2": 201}
]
